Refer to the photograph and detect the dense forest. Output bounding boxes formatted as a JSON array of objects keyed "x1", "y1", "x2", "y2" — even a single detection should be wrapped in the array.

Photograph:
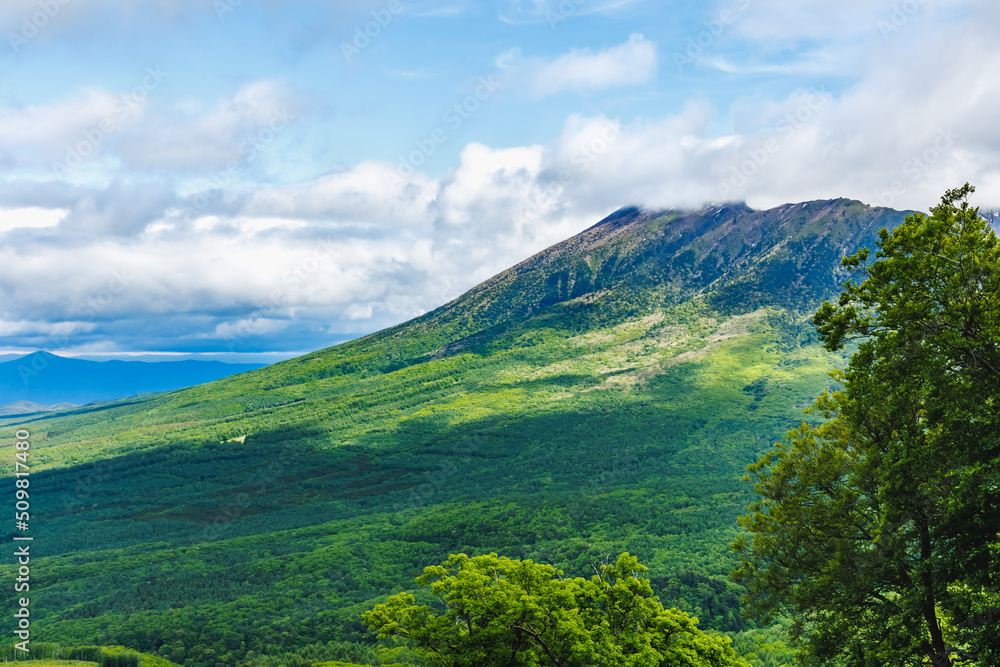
[{"x1": 3, "y1": 296, "x2": 817, "y2": 665}]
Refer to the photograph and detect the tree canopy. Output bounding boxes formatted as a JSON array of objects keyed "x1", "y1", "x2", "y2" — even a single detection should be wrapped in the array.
[
  {"x1": 732, "y1": 184, "x2": 1000, "y2": 666},
  {"x1": 363, "y1": 552, "x2": 748, "y2": 667}
]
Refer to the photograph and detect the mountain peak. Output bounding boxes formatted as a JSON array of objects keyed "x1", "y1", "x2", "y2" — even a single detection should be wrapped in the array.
[
  {"x1": 587, "y1": 205, "x2": 644, "y2": 230},
  {"x1": 366, "y1": 198, "x2": 911, "y2": 364},
  {"x1": 23, "y1": 350, "x2": 61, "y2": 359},
  {"x1": 15, "y1": 350, "x2": 66, "y2": 366}
]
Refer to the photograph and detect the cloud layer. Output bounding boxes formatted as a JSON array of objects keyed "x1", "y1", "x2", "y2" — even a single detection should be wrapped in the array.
[{"x1": 1, "y1": 0, "x2": 998, "y2": 357}]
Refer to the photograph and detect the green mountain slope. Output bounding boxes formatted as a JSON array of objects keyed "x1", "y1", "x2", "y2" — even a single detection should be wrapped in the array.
[{"x1": 1, "y1": 199, "x2": 908, "y2": 667}]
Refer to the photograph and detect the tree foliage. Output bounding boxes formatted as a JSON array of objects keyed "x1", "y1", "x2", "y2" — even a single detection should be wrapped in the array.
[
  {"x1": 733, "y1": 184, "x2": 1000, "y2": 666},
  {"x1": 364, "y1": 552, "x2": 749, "y2": 667}
]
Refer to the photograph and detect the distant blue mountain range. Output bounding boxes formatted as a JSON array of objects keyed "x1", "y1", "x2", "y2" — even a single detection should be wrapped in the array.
[{"x1": 0, "y1": 351, "x2": 265, "y2": 409}]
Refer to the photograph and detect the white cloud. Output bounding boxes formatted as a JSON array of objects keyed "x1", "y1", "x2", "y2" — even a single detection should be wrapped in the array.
[
  {"x1": 119, "y1": 80, "x2": 298, "y2": 171},
  {"x1": 213, "y1": 317, "x2": 291, "y2": 339},
  {"x1": 703, "y1": 51, "x2": 841, "y2": 76},
  {"x1": 0, "y1": 79, "x2": 297, "y2": 177},
  {"x1": 59, "y1": 180, "x2": 177, "y2": 236},
  {"x1": 0, "y1": 207, "x2": 67, "y2": 233},
  {"x1": 239, "y1": 161, "x2": 438, "y2": 227},
  {"x1": 0, "y1": 319, "x2": 96, "y2": 337},
  {"x1": 0, "y1": 90, "x2": 127, "y2": 168},
  {"x1": 529, "y1": 34, "x2": 657, "y2": 95},
  {"x1": 343, "y1": 303, "x2": 374, "y2": 320}
]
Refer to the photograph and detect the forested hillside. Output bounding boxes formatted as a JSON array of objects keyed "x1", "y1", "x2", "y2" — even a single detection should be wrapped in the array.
[{"x1": 0, "y1": 199, "x2": 910, "y2": 666}]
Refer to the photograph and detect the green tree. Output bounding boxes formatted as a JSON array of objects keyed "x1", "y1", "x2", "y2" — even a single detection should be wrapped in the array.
[
  {"x1": 733, "y1": 184, "x2": 1000, "y2": 666},
  {"x1": 363, "y1": 552, "x2": 748, "y2": 667}
]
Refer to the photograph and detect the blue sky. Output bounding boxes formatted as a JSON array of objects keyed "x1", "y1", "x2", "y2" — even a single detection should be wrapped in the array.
[{"x1": 0, "y1": 0, "x2": 997, "y2": 362}]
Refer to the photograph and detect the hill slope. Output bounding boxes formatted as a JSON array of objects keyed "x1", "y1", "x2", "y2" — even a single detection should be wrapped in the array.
[{"x1": 0, "y1": 199, "x2": 909, "y2": 666}]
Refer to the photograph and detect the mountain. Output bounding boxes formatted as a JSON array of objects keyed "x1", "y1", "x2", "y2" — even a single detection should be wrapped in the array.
[
  {"x1": 0, "y1": 352, "x2": 265, "y2": 406},
  {"x1": 0, "y1": 399, "x2": 76, "y2": 416},
  {"x1": 0, "y1": 199, "x2": 910, "y2": 666}
]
